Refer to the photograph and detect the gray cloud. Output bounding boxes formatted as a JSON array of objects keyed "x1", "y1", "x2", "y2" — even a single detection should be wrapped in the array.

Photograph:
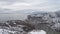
[{"x1": 0, "y1": 0, "x2": 60, "y2": 11}]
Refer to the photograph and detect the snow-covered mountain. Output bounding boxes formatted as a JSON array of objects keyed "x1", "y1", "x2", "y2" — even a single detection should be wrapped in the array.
[{"x1": 0, "y1": 9, "x2": 48, "y2": 14}]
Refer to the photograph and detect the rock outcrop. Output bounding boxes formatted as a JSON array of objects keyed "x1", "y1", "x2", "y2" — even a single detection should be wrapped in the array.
[
  {"x1": 0, "y1": 20, "x2": 35, "y2": 34},
  {"x1": 26, "y1": 12, "x2": 60, "y2": 34}
]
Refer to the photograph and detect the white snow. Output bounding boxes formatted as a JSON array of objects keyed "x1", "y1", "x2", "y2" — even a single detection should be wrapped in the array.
[
  {"x1": 0, "y1": 29, "x2": 46, "y2": 34},
  {"x1": 28, "y1": 30, "x2": 46, "y2": 34}
]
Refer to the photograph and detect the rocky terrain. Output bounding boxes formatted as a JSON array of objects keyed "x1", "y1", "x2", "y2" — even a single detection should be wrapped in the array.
[
  {"x1": 0, "y1": 11, "x2": 60, "y2": 34},
  {"x1": 0, "y1": 20, "x2": 35, "y2": 34}
]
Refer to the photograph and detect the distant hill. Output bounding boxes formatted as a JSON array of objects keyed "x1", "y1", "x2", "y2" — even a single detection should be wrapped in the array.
[
  {"x1": 31, "y1": 11, "x2": 48, "y2": 15},
  {"x1": 0, "y1": 9, "x2": 47, "y2": 14}
]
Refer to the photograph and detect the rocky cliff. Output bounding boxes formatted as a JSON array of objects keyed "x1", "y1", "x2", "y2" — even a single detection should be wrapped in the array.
[{"x1": 27, "y1": 12, "x2": 60, "y2": 31}]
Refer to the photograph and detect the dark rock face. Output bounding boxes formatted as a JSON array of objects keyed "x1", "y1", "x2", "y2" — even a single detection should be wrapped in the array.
[
  {"x1": 0, "y1": 23, "x2": 9, "y2": 27},
  {"x1": 6, "y1": 20, "x2": 35, "y2": 32},
  {"x1": 6, "y1": 20, "x2": 26, "y2": 27},
  {"x1": 51, "y1": 23, "x2": 60, "y2": 32}
]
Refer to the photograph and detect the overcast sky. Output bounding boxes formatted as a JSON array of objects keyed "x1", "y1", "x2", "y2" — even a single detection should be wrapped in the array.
[{"x1": 0, "y1": 0, "x2": 60, "y2": 11}]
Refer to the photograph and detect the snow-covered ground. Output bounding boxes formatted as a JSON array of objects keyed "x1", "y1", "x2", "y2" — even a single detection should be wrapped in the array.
[
  {"x1": 0, "y1": 29, "x2": 46, "y2": 34},
  {"x1": 0, "y1": 29, "x2": 18, "y2": 34},
  {"x1": 28, "y1": 30, "x2": 46, "y2": 34}
]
